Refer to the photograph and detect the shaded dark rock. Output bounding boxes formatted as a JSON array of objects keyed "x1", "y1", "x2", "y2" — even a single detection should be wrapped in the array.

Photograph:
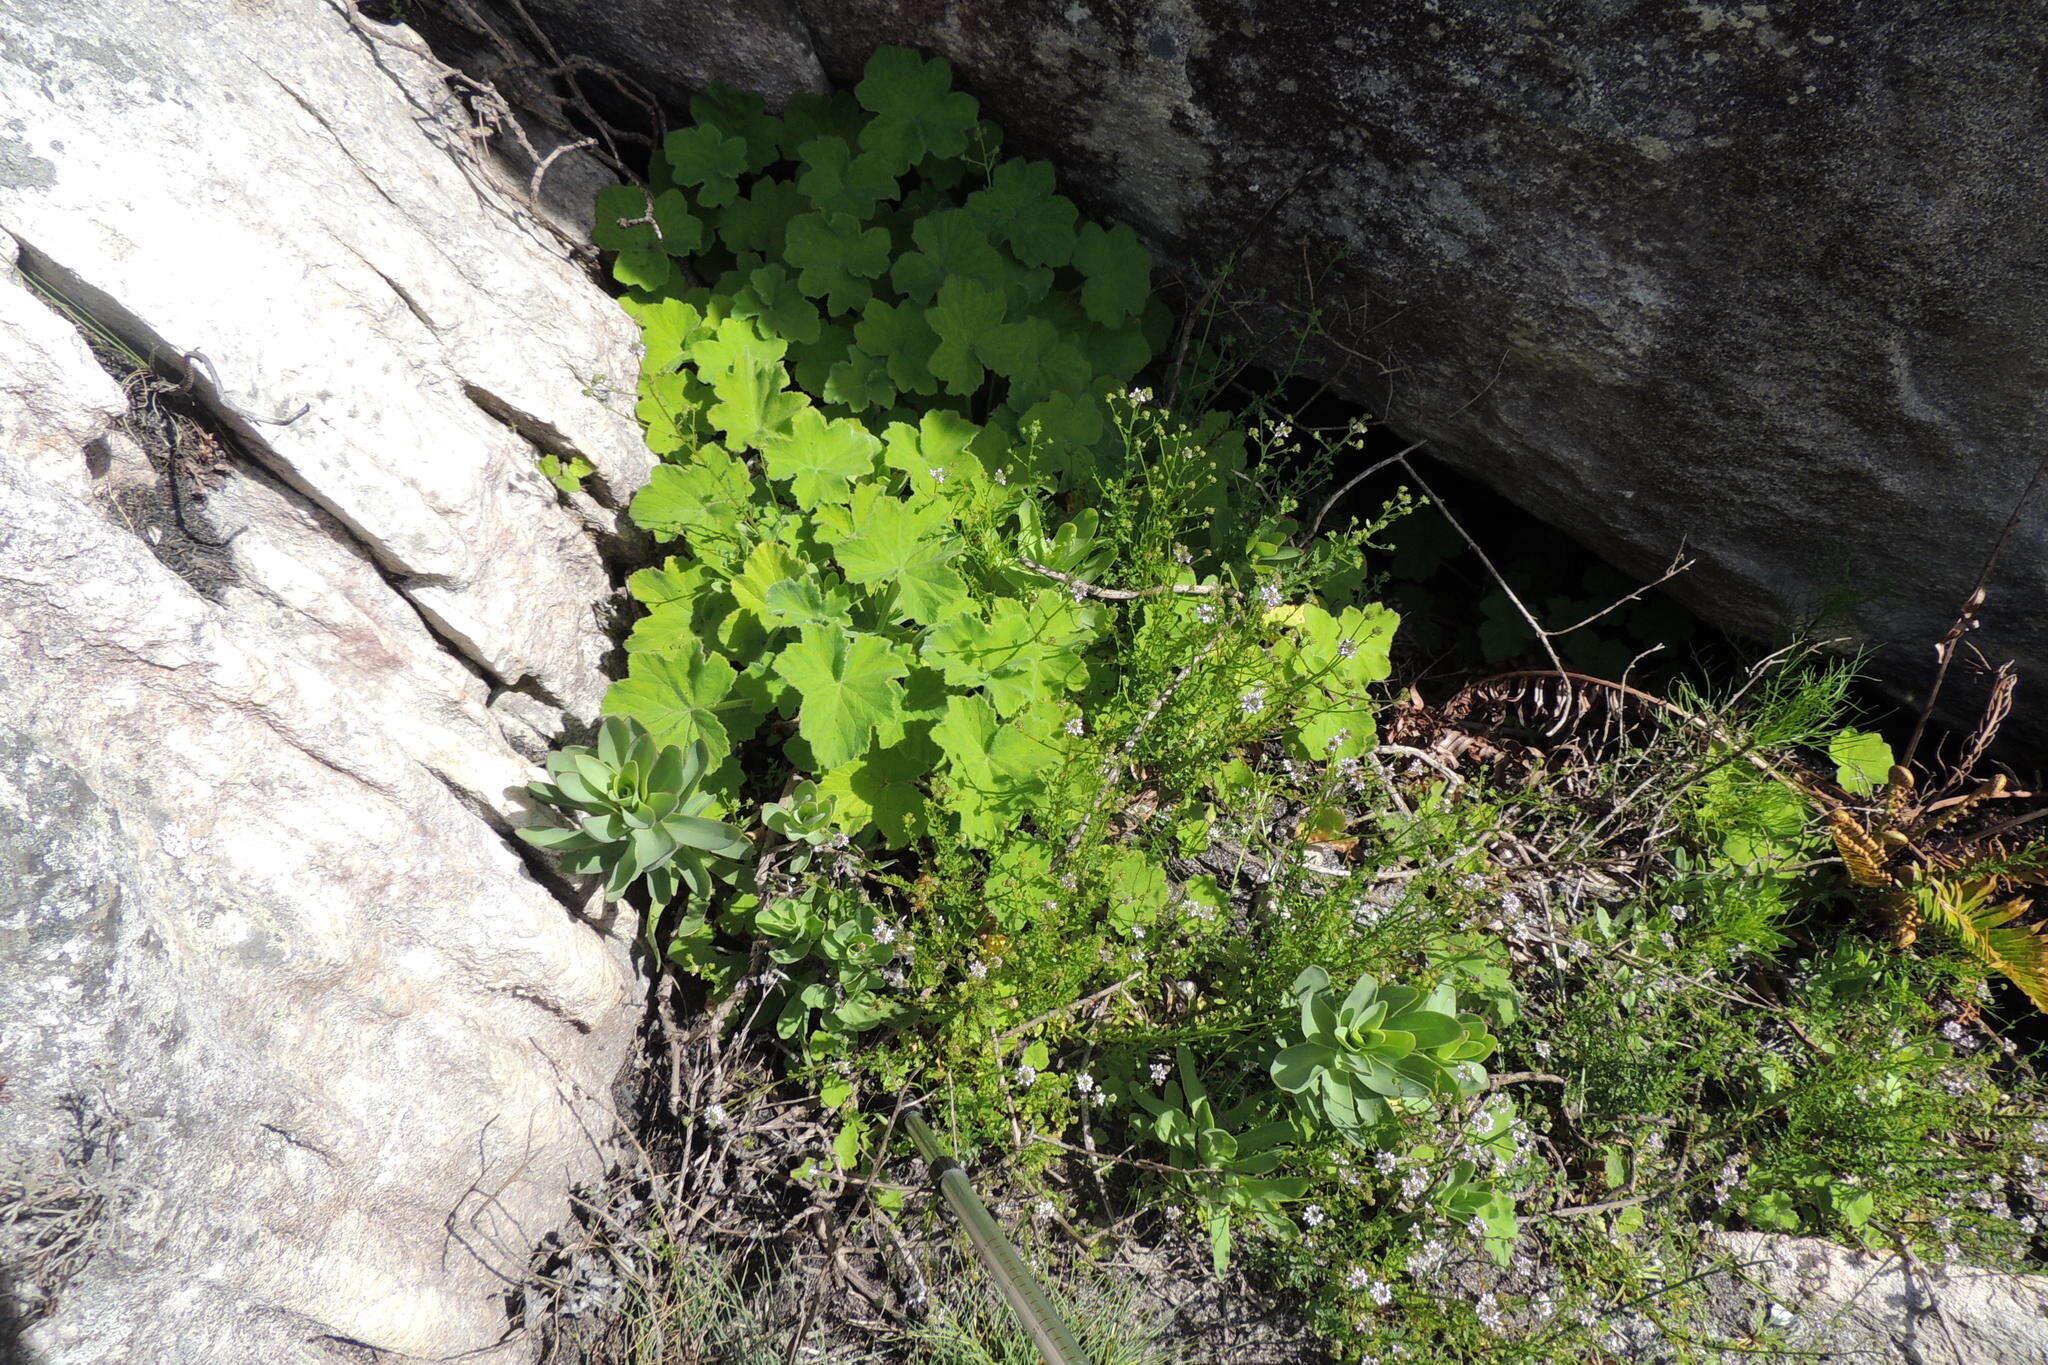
[{"x1": 497, "y1": 0, "x2": 2048, "y2": 742}]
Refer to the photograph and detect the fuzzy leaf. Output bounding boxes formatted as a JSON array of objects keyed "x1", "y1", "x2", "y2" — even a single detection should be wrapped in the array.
[
  {"x1": 796, "y1": 136, "x2": 900, "y2": 219},
  {"x1": 716, "y1": 176, "x2": 806, "y2": 256},
  {"x1": 785, "y1": 210, "x2": 892, "y2": 315},
  {"x1": 664, "y1": 124, "x2": 749, "y2": 208},
  {"x1": 650, "y1": 189, "x2": 705, "y2": 256},
  {"x1": 593, "y1": 184, "x2": 656, "y2": 252},
  {"x1": 627, "y1": 451, "x2": 759, "y2": 562},
  {"x1": 603, "y1": 644, "x2": 741, "y2": 763},
  {"x1": 825, "y1": 485, "x2": 969, "y2": 625},
  {"x1": 1830, "y1": 729, "x2": 1896, "y2": 797},
  {"x1": 853, "y1": 296, "x2": 941, "y2": 396},
  {"x1": 691, "y1": 318, "x2": 810, "y2": 451},
  {"x1": 966, "y1": 158, "x2": 1078, "y2": 267},
  {"x1": 773, "y1": 626, "x2": 913, "y2": 769},
  {"x1": 823, "y1": 348, "x2": 895, "y2": 412},
  {"x1": 818, "y1": 734, "x2": 934, "y2": 843},
  {"x1": 932, "y1": 693, "x2": 1047, "y2": 843},
  {"x1": 1072, "y1": 221, "x2": 1152, "y2": 326},
  {"x1": 855, "y1": 46, "x2": 981, "y2": 173},
  {"x1": 926, "y1": 276, "x2": 1006, "y2": 394},
  {"x1": 889, "y1": 209, "x2": 1006, "y2": 304},
  {"x1": 761, "y1": 407, "x2": 881, "y2": 509},
  {"x1": 613, "y1": 248, "x2": 671, "y2": 292},
  {"x1": 732, "y1": 264, "x2": 822, "y2": 346},
  {"x1": 689, "y1": 85, "x2": 781, "y2": 172}
]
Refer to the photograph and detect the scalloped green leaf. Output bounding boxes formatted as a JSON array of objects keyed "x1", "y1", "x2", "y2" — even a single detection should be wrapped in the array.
[
  {"x1": 818, "y1": 733, "x2": 934, "y2": 843},
  {"x1": 773, "y1": 626, "x2": 912, "y2": 769},
  {"x1": 650, "y1": 188, "x2": 705, "y2": 256},
  {"x1": 785, "y1": 210, "x2": 893, "y2": 314},
  {"x1": 689, "y1": 84, "x2": 781, "y2": 172},
  {"x1": 627, "y1": 451, "x2": 759, "y2": 564},
  {"x1": 1072, "y1": 220, "x2": 1152, "y2": 327},
  {"x1": 966, "y1": 158, "x2": 1078, "y2": 268},
  {"x1": 716, "y1": 176, "x2": 806, "y2": 256},
  {"x1": 761, "y1": 407, "x2": 881, "y2": 509},
  {"x1": 796, "y1": 136, "x2": 900, "y2": 219},
  {"x1": 824, "y1": 348, "x2": 895, "y2": 412},
  {"x1": 889, "y1": 209, "x2": 1005, "y2": 304},
  {"x1": 664, "y1": 124, "x2": 749, "y2": 208},
  {"x1": 777, "y1": 90, "x2": 866, "y2": 159},
  {"x1": 824, "y1": 484, "x2": 969, "y2": 625},
  {"x1": 593, "y1": 184, "x2": 656, "y2": 251},
  {"x1": 926, "y1": 276, "x2": 1006, "y2": 394},
  {"x1": 690, "y1": 317, "x2": 810, "y2": 451},
  {"x1": 853, "y1": 296, "x2": 940, "y2": 396},
  {"x1": 603, "y1": 643, "x2": 740, "y2": 762},
  {"x1": 613, "y1": 248, "x2": 671, "y2": 291},
  {"x1": 732, "y1": 263, "x2": 822, "y2": 346},
  {"x1": 854, "y1": 46, "x2": 980, "y2": 173}
]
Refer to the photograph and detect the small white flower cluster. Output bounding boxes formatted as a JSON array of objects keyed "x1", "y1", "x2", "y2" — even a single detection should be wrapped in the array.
[
  {"x1": 1259, "y1": 580, "x2": 1284, "y2": 608},
  {"x1": 1015, "y1": 1062, "x2": 1038, "y2": 1089},
  {"x1": 1126, "y1": 386, "x2": 1153, "y2": 405},
  {"x1": 1195, "y1": 601, "x2": 1217, "y2": 624},
  {"x1": 1405, "y1": 1239, "x2": 1447, "y2": 1276},
  {"x1": 1239, "y1": 685, "x2": 1267, "y2": 716},
  {"x1": 1149, "y1": 1058, "x2": 1172, "y2": 1085},
  {"x1": 1074, "y1": 1070, "x2": 1112, "y2": 1106},
  {"x1": 1301, "y1": 1203, "x2": 1326, "y2": 1229},
  {"x1": 1065, "y1": 716, "x2": 1086, "y2": 736}
]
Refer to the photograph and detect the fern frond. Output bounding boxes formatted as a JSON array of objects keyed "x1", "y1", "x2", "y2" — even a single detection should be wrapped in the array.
[
  {"x1": 1829, "y1": 810, "x2": 1892, "y2": 888},
  {"x1": 1914, "y1": 880, "x2": 2048, "y2": 1013}
]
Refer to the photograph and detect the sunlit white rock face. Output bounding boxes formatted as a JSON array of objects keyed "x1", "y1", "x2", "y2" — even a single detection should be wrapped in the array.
[{"x1": 0, "y1": 1, "x2": 652, "y2": 1357}]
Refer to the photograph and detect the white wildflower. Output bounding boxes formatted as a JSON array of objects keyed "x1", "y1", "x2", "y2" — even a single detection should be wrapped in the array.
[
  {"x1": 1239, "y1": 686, "x2": 1267, "y2": 716},
  {"x1": 1065, "y1": 716, "x2": 1085, "y2": 736},
  {"x1": 1302, "y1": 1204, "x2": 1326, "y2": 1229}
]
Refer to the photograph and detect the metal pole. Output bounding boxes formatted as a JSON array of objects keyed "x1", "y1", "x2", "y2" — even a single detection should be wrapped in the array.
[{"x1": 903, "y1": 1110, "x2": 1090, "y2": 1365}]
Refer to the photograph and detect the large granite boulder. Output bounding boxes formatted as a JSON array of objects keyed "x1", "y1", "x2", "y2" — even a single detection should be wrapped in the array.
[
  {"x1": 0, "y1": 0, "x2": 652, "y2": 1358},
  {"x1": 507, "y1": 0, "x2": 2048, "y2": 739}
]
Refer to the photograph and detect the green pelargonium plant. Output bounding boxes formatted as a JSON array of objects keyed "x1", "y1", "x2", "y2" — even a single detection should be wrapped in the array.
[
  {"x1": 518, "y1": 716, "x2": 751, "y2": 904},
  {"x1": 1271, "y1": 967, "x2": 1495, "y2": 1143}
]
